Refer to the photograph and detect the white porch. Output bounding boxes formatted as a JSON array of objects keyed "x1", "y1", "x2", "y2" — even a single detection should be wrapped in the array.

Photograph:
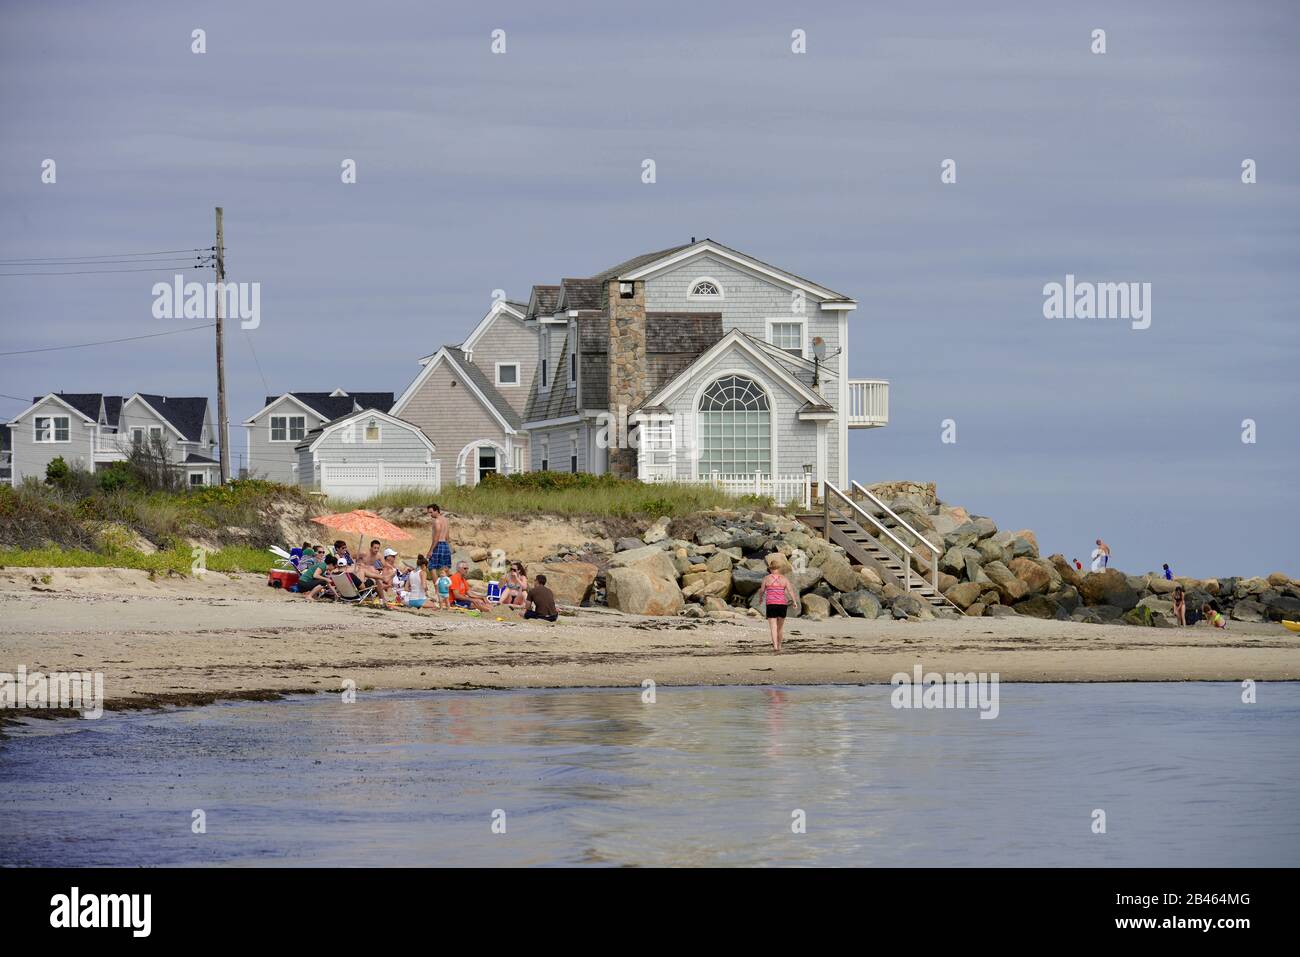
[{"x1": 846, "y1": 379, "x2": 889, "y2": 428}]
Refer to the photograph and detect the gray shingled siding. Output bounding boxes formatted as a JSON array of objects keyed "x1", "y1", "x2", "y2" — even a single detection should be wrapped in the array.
[
  {"x1": 659, "y1": 345, "x2": 820, "y2": 482},
  {"x1": 395, "y1": 359, "x2": 525, "y2": 484},
  {"x1": 645, "y1": 255, "x2": 843, "y2": 483},
  {"x1": 8, "y1": 398, "x2": 97, "y2": 482},
  {"x1": 525, "y1": 322, "x2": 574, "y2": 423},
  {"x1": 246, "y1": 402, "x2": 328, "y2": 484},
  {"x1": 465, "y1": 314, "x2": 538, "y2": 418}
]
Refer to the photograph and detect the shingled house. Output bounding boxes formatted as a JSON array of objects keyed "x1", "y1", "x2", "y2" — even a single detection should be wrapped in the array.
[
  {"x1": 521, "y1": 239, "x2": 887, "y2": 503},
  {"x1": 6, "y1": 392, "x2": 220, "y2": 486},
  {"x1": 242, "y1": 389, "x2": 394, "y2": 484}
]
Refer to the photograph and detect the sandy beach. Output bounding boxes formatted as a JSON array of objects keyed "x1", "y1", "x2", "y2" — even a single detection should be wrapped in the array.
[{"x1": 2, "y1": 566, "x2": 1297, "y2": 722}]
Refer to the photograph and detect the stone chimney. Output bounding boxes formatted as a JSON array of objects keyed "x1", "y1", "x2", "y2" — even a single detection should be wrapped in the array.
[{"x1": 606, "y1": 278, "x2": 646, "y2": 479}]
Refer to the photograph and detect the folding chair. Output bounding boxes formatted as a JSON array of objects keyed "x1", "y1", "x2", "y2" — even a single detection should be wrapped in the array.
[{"x1": 330, "y1": 571, "x2": 376, "y2": 605}]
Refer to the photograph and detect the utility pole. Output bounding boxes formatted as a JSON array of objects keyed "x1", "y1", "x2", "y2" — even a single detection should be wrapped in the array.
[{"x1": 214, "y1": 206, "x2": 230, "y2": 484}]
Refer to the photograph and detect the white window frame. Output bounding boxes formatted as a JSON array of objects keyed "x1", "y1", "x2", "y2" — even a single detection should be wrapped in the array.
[
  {"x1": 269, "y1": 414, "x2": 307, "y2": 443},
  {"x1": 567, "y1": 324, "x2": 578, "y2": 390},
  {"x1": 540, "y1": 437, "x2": 549, "y2": 471},
  {"x1": 33, "y1": 415, "x2": 71, "y2": 443},
  {"x1": 476, "y1": 444, "x2": 498, "y2": 483},
  {"x1": 188, "y1": 470, "x2": 207, "y2": 487},
  {"x1": 148, "y1": 425, "x2": 163, "y2": 446},
  {"x1": 765, "y1": 317, "x2": 808, "y2": 358},
  {"x1": 495, "y1": 361, "x2": 520, "y2": 388},
  {"x1": 540, "y1": 329, "x2": 551, "y2": 389},
  {"x1": 130, "y1": 427, "x2": 145, "y2": 447},
  {"x1": 362, "y1": 417, "x2": 382, "y2": 443},
  {"x1": 688, "y1": 276, "x2": 724, "y2": 300},
  {"x1": 569, "y1": 431, "x2": 578, "y2": 473}
]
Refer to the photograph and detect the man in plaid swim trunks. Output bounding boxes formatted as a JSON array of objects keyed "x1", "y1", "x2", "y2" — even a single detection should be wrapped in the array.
[{"x1": 427, "y1": 503, "x2": 452, "y2": 570}]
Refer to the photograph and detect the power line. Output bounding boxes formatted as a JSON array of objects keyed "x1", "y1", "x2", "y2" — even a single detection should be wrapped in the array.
[
  {"x1": 0, "y1": 263, "x2": 212, "y2": 278},
  {"x1": 0, "y1": 322, "x2": 216, "y2": 357},
  {"x1": 0, "y1": 247, "x2": 213, "y2": 265}
]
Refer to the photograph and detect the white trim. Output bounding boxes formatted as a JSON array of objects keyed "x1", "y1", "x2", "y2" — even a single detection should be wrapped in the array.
[
  {"x1": 688, "y1": 369, "x2": 778, "y2": 480},
  {"x1": 819, "y1": 301, "x2": 857, "y2": 311},
  {"x1": 461, "y1": 299, "x2": 528, "y2": 357},
  {"x1": 456, "y1": 439, "x2": 508, "y2": 485},
  {"x1": 390, "y1": 349, "x2": 518, "y2": 435},
  {"x1": 242, "y1": 393, "x2": 321, "y2": 426},
  {"x1": 7, "y1": 393, "x2": 97, "y2": 426},
  {"x1": 797, "y1": 409, "x2": 836, "y2": 421},
  {"x1": 360, "y1": 415, "x2": 382, "y2": 444},
  {"x1": 495, "y1": 361, "x2": 520, "y2": 388},
  {"x1": 328, "y1": 387, "x2": 350, "y2": 397},
  {"x1": 838, "y1": 312, "x2": 849, "y2": 487},
  {"x1": 764, "y1": 317, "x2": 808, "y2": 358},
  {"x1": 816, "y1": 420, "x2": 828, "y2": 487},
  {"x1": 641, "y1": 328, "x2": 826, "y2": 411},
  {"x1": 268, "y1": 413, "x2": 308, "y2": 443},
  {"x1": 619, "y1": 241, "x2": 852, "y2": 303},
  {"x1": 522, "y1": 413, "x2": 581, "y2": 430},
  {"x1": 687, "y1": 276, "x2": 725, "y2": 300},
  {"x1": 121, "y1": 394, "x2": 187, "y2": 441},
  {"x1": 566, "y1": 322, "x2": 577, "y2": 391},
  {"x1": 32, "y1": 414, "x2": 72, "y2": 444},
  {"x1": 303, "y1": 408, "x2": 437, "y2": 456}
]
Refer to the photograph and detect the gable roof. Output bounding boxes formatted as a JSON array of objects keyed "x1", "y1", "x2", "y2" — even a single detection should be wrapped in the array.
[
  {"x1": 390, "y1": 347, "x2": 522, "y2": 434},
  {"x1": 615, "y1": 238, "x2": 853, "y2": 302},
  {"x1": 132, "y1": 394, "x2": 210, "y2": 442},
  {"x1": 102, "y1": 396, "x2": 123, "y2": 427},
  {"x1": 556, "y1": 278, "x2": 603, "y2": 311},
  {"x1": 295, "y1": 408, "x2": 437, "y2": 454},
  {"x1": 9, "y1": 392, "x2": 103, "y2": 425},
  {"x1": 638, "y1": 328, "x2": 827, "y2": 413},
  {"x1": 251, "y1": 391, "x2": 394, "y2": 424},
  {"x1": 460, "y1": 299, "x2": 530, "y2": 357},
  {"x1": 526, "y1": 285, "x2": 561, "y2": 318},
  {"x1": 588, "y1": 243, "x2": 694, "y2": 282}
]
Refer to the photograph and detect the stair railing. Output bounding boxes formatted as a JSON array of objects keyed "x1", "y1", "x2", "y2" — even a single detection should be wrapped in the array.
[
  {"x1": 823, "y1": 481, "x2": 915, "y2": 591},
  {"x1": 850, "y1": 480, "x2": 942, "y2": 592}
]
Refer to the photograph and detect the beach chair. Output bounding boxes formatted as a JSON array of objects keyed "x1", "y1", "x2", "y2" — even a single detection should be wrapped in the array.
[{"x1": 329, "y1": 572, "x2": 376, "y2": 605}]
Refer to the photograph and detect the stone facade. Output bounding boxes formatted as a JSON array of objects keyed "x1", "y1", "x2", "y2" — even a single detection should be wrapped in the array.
[{"x1": 607, "y1": 279, "x2": 647, "y2": 478}]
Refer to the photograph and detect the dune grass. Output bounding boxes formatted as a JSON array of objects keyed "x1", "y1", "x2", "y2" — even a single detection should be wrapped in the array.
[
  {"x1": 0, "y1": 544, "x2": 277, "y2": 576},
  {"x1": 331, "y1": 473, "x2": 785, "y2": 518}
]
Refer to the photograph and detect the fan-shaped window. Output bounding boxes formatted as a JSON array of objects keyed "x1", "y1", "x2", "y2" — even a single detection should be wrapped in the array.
[
  {"x1": 688, "y1": 278, "x2": 723, "y2": 299},
  {"x1": 697, "y1": 375, "x2": 770, "y2": 476}
]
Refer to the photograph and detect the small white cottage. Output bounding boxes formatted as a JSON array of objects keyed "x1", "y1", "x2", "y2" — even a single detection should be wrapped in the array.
[{"x1": 295, "y1": 408, "x2": 440, "y2": 498}]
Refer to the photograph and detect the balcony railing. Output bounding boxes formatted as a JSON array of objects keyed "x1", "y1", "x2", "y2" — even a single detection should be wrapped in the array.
[{"x1": 847, "y1": 379, "x2": 889, "y2": 428}]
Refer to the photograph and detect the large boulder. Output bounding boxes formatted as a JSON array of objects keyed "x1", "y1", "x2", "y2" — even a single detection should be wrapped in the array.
[
  {"x1": 1267, "y1": 571, "x2": 1292, "y2": 587},
  {"x1": 939, "y1": 546, "x2": 974, "y2": 576},
  {"x1": 800, "y1": 593, "x2": 830, "y2": 619},
  {"x1": 791, "y1": 567, "x2": 824, "y2": 594},
  {"x1": 705, "y1": 551, "x2": 733, "y2": 573},
  {"x1": 605, "y1": 567, "x2": 684, "y2": 616},
  {"x1": 1080, "y1": 569, "x2": 1139, "y2": 611},
  {"x1": 642, "y1": 516, "x2": 672, "y2": 544},
  {"x1": 891, "y1": 593, "x2": 933, "y2": 620},
  {"x1": 983, "y1": 561, "x2": 1030, "y2": 604},
  {"x1": 975, "y1": 539, "x2": 1008, "y2": 565},
  {"x1": 1011, "y1": 529, "x2": 1039, "y2": 556},
  {"x1": 1008, "y1": 557, "x2": 1052, "y2": 595},
  {"x1": 985, "y1": 604, "x2": 1019, "y2": 617},
  {"x1": 944, "y1": 581, "x2": 983, "y2": 610},
  {"x1": 1230, "y1": 600, "x2": 1266, "y2": 623},
  {"x1": 1048, "y1": 584, "x2": 1081, "y2": 613},
  {"x1": 525, "y1": 562, "x2": 598, "y2": 606},
  {"x1": 695, "y1": 526, "x2": 733, "y2": 547},
  {"x1": 840, "y1": 589, "x2": 882, "y2": 619},
  {"x1": 1122, "y1": 605, "x2": 1166, "y2": 627},
  {"x1": 820, "y1": 555, "x2": 864, "y2": 594},
  {"x1": 965, "y1": 555, "x2": 990, "y2": 585},
  {"x1": 943, "y1": 522, "x2": 983, "y2": 550},
  {"x1": 608, "y1": 544, "x2": 678, "y2": 583},
  {"x1": 614, "y1": 537, "x2": 645, "y2": 552},
  {"x1": 731, "y1": 566, "x2": 766, "y2": 597},
  {"x1": 1263, "y1": 594, "x2": 1300, "y2": 621},
  {"x1": 1048, "y1": 554, "x2": 1084, "y2": 590},
  {"x1": 1015, "y1": 594, "x2": 1066, "y2": 620}
]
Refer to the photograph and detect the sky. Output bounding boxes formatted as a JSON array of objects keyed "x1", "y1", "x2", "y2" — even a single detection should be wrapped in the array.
[{"x1": 0, "y1": 0, "x2": 1296, "y2": 577}]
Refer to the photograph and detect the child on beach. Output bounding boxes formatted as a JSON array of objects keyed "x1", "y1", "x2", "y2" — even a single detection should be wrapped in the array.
[
  {"x1": 435, "y1": 567, "x2": 452, "y2": 610},
  {"x1": 761, "y1": 552, "x2": 797, "y2": 653},
  {"x1": 1201, "y1": 603, "x2": 1227, "y2": 629}
]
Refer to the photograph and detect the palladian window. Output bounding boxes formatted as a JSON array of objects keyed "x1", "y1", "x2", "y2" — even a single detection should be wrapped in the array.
[{"x1": 697, "y1": 375, "x2": 770, "y2": 476}]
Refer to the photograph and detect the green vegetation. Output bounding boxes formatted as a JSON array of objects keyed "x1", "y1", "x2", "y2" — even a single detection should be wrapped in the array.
[
  {"x1": 0, "y1": 544, "x2": 276, "y2": 575},
  {"x1": 334, "y1": 471, "x2": 782, "y2": 518}
]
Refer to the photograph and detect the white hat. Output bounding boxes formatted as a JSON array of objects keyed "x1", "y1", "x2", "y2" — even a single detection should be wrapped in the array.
[{"x1": 383, "y1": 548, "x2": 398, "y2": 557}]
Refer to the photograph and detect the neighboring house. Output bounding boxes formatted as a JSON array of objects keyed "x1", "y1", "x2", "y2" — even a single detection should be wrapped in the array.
[
  {"x1": 390, "y1": 298, "x2": 536, "y2": 485},
  {"x1": 242, "y1": 389, "x2": 394, "y2": 484},
  {"x1": 0, "y1": 425, "x2": 11, "y2": 485},
  {"x1": 294, "y1": 409, "x2": 439, "y2": 498},
  {"x1": 520, "y1": 238, "x2": 888, "y2": 502},
  {"x1": 5, "y1": 392, "x2": 220, "y2": 486}
]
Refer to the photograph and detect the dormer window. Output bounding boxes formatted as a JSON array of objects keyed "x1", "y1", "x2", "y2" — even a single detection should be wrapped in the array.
[{"x1": 688, "y1": 278, "x2": 723, "y2": 299}]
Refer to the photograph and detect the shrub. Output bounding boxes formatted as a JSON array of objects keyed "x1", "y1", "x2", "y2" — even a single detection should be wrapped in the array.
[{"x1": 44, "y1": 456, "x2": 70, "y2": 485}]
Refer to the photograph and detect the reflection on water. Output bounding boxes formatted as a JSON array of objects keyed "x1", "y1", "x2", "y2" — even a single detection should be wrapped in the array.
[{"x1": 1, "y1": 684, "x2": 1297, "y2": 867}]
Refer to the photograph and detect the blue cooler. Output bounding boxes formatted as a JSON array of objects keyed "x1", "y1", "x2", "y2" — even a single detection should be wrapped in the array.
[{"x1": 486, "y1": 580, "x2": 503, "y2": 604}]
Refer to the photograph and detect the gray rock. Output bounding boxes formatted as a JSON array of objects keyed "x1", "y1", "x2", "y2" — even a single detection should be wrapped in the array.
[
  {"x1": 642, "y1": 517, "x2": 671, "y2": 544},
  {"x1": 731, "y1": 567, "x2": 765, "y2": 597},
  {"x1": 1015, "y1": 594, "x2": 1065, "y2": 619},
  {"x1": 790, "y1": 567, "x2": 824, "y2": 594},
  {"x1": 1230, "y1": 600, "x2": 1266, "y2": 623},
  {"x1": 840, "y1": 589, "x2": 882, "y2": 619},
  {"x1": 891, "y1": 593, "x2": 933, "y2": 620},
  {"x1": 615, "y1": 537, "x2": 645, "y2": 552},
  {"x1": 985, "y1": 604, "x2": 1019, "y2": 617},
  {"x1": 800, "y1": 594, "x2": 830, "y2": 619},
  {"x1": 695, "y1": 526, "x2": 733, "y2": 546}
]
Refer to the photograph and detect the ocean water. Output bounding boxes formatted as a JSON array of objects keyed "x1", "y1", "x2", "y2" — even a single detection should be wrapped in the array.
[{"x1": 1, "y1": 683, "x2": 1297, "y2": 867}]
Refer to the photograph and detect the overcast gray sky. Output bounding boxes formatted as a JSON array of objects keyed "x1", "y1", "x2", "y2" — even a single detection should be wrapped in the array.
[{"x1": 1, "y1": 0, "x2": 1296, "y2": 577}]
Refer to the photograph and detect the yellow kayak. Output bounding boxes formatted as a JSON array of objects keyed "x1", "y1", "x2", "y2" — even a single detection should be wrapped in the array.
[{"x1": 1283, "y1": 621, "x2": 1300, "y2": 633}]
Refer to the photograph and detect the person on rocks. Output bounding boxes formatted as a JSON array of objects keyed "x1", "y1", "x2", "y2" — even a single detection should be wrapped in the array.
[
  {"x1": 1091, "y1": 539, "x2": 1111, "y2": 572},
  {"x1": 761, "y1": 553, "x2": 796, "y2": 653},
  {"x1": 1162, "y1": 563, "x2": 1174, "y2": 581}
]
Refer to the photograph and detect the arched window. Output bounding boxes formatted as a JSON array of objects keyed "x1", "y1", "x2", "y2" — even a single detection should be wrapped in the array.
[
  {"x1": 697, "y1": 375, "x2": 770, "y2": 476},
  {"x1": 688, "y1": 277, "x2": 722, "y2": 299}
]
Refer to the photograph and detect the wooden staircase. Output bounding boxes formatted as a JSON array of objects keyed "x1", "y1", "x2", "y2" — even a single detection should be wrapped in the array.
[{"x1": 797, "y1": 481, "x2": 955, "y2": 610}]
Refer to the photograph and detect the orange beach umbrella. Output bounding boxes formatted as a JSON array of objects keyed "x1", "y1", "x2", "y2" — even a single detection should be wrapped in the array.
[{"x1": 311, "y1": 509, "x2": 414, "y2": 552}]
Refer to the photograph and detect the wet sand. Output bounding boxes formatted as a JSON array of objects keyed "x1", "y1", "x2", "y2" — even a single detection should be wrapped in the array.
[{"x1": 1, "y1": 567, "x2": 1297, "y2": 722}]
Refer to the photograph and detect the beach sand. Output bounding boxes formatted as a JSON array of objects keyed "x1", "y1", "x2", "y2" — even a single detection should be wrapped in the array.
[{"x1": 2, "y1": 566, "x2": 1298, "y2": 722}]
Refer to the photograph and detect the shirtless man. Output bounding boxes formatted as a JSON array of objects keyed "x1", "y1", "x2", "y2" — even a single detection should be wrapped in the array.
[{"x1": 427, "y1": 503, "x2": 451, "y2": 573}]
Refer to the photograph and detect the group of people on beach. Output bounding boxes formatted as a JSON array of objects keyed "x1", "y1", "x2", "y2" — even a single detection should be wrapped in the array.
[
  {"x1": 1073, "y1": 539, "x2": 1226, "y2": 629},
  {"x1": 288, "y1": 504, "x2": 559, "y2": 622}
]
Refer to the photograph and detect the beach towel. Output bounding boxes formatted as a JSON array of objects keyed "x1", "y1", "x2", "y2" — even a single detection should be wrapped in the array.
[{"x1": 1090, "y1": 548, "x2": 1104, "y2": 572}]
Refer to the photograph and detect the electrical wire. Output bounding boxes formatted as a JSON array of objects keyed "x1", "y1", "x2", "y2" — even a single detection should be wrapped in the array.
[{"x1": 0, "y1": 323, "x2": 216, "y2": 356}]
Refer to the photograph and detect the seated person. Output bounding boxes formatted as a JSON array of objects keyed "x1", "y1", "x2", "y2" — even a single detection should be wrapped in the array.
[
  {"x1": 498, "y1": 562, "x2": 528, "y2": 608},
  {"x1": 301, "y1": 554, "x2": 338, "y2": 600},
  {"x1": 523, "y1": 574, "x2": 559, "y2": 623},
  {"x1": 373, "y1": 549, "x2": 402, "y2": 603},
  {"x1": 448, "y1": 561, "x2": 493, "y2": 612},
  {"x1": 333, "y1": 540, "x2": 354, "y2": 567},
  {"x1": 1201, "y1": 603, "x2": 1227, "y2": 629}
]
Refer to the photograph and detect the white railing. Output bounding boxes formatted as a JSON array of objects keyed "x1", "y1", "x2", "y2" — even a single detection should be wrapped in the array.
[
  {"x1": 649, "y1": 471, "x2": 812, "y2": 508},
  {"x1": 92, "y1": 432, "x2": 129, "y2": 460},
  {"x1": 851, "y1": 479, "x2": 941, "y2": 591},
  {"x1": 847, "y1": 379, "x2": 889, "y2": 428},
  {"x1": 320, "y1": 462, "x2": 441, "y2": 497}
]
